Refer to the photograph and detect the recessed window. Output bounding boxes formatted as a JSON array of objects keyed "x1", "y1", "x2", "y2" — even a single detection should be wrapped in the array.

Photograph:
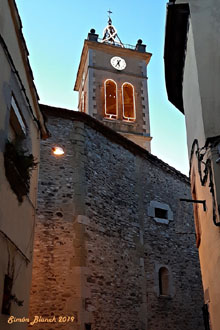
[
  {"x1": 148, "y1": 201, "x2": 173, "y2": 225},
  {"x1": 56, "y1": 211, "x2": 63, "y2": 218},
  {"x1": 104, "y1": 79, "x2": 117, "y2": 119},
  {"x1": 122, "y1": 82, "x2": 136, "y2": 122},
  {"x1": 159, "y1": 267, "x2": 169, "y2": 296},
  {"x1": 155, "y1": 208, "x2": 168, "y2": 219},
  {"x1": 155, "y1": 264, "x2": 174, "y2": 298},
  {"x1": 85, "y1": 324, "x2": 91, "y2": 330}
]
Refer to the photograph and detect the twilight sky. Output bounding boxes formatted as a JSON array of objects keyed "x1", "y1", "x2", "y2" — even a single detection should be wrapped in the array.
[{"x1": 15, "y1": 0, "x2": 189, "y2": 175}]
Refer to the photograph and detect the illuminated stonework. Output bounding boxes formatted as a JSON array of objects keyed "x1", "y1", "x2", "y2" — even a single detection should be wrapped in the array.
[
  {"x1": 104, "y1": 80, "x2": 136, "y2": 122},
  {"x1": 32, "y1": 105, "x2": 204, "y2": 330},
  {"x1": 74, "y1": 20, "x2": 153, "y2": 151}
]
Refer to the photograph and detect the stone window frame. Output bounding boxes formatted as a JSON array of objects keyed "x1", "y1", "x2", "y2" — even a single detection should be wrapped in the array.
[
  {"x1": 104, "y1": 79, "x2": 118, "y2": 119},
  {"x1": 103, "y1": 80, "x2": 137, "y2": 123},
  {"x1": 159, "y1": 267, "x2": 169, "y2": 296},
  {"x1": 155, "y1": 263, "x2": 174, "y2": 298},
  {"x1": 148, "y1": 200, "x2": 173, "y2": 224},
  {"x1": 122, "y1": 82, "x2": 136, "y2": 122}
]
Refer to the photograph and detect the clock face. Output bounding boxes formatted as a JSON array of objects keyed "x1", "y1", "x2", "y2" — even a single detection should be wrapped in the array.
[{"x1": 110, "y1": 56, "x2": 126, "y2": 71}]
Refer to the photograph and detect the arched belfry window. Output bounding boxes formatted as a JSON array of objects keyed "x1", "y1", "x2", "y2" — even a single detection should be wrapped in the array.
[
  {"x1": 159, "y1": 267, "x2": 169, "y2": 296},
  {"x1": 122, "y1": 82, "x2": 136, "y2": 121},
  {"x1": 104, "y1": 79, "x2": 117, "y2": 119}
]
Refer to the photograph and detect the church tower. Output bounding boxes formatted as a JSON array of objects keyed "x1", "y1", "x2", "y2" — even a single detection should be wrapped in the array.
[{"x1": 74, "y1": 14, "x2": 152, "y2": 151}]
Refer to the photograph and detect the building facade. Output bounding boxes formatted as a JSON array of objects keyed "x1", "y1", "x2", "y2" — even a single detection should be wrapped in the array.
[
  {"x1": 164, "y1": 1, "x2": 220, "y2": 330},
  {"x1": 29, "y1": 104, "x2": 204, "y2": 330},
  {"x1": 0, "y1": 4, "x2": 205, "y2": 329},
  {"x1": 29, "y1": 20, "x2": 204, "y2": 329},
  {"x1": 0, "y1": 0, "x2": 47, "y2": 329}
]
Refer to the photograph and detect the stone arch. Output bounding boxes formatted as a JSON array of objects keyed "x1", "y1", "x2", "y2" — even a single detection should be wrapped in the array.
[
  {"x1": 122, "y1": 82, "x2": 136, "y2": 121},
  {"x1": 104, "y1": 79, "x2": 118, "y2": 119},
  {"x1": 159, "y1": 266, "x2": 169, "y2": 296}
]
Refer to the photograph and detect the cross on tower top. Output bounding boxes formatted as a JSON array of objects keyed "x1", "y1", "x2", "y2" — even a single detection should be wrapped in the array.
[
  {"x1": 107, "y1": 9, "x2": 112, "y2": 25},
  {"x1": 107, "y1": 9, "x2": 112, "y2": 18}
]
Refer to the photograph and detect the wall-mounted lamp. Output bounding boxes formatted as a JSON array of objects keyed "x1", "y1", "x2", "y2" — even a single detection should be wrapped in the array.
[{"x1": 52, "y1": 146, "x2": 65, "y2": 156}]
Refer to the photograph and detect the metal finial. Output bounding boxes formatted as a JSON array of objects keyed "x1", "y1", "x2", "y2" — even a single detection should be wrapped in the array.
[
  {"x1": 107, "y1": 9, "x2": 112, "y2": 19},
  {"x1": 102, "y1": 10, "x2": 124, "y2": 47},
  {"x1": 107, "y1": 9, "x2": 112, "y2": 25}
]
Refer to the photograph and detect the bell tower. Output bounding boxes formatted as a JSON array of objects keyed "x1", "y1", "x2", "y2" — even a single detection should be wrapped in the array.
[{"x1": 74, "y1": 14, "x2": 152, "y2": 151}]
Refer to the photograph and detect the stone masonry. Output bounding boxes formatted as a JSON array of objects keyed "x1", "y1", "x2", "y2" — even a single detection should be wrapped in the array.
[{"x1": 29, "y1": 105, "x2": 204, "y2": 330}]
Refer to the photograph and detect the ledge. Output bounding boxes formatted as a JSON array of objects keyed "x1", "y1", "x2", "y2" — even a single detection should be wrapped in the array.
[{"x1": 154, "y1": 218, "x2": 169, "y2": 225}]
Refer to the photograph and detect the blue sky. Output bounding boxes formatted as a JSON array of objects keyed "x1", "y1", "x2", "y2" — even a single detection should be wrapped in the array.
[{"x1": 15, "y1": 0, "x2": 189, "y2": 175}]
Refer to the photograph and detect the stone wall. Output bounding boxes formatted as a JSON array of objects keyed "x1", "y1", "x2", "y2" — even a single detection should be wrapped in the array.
[{"x1": 29, "y1": 106, "x2": 204, "y2": 330}]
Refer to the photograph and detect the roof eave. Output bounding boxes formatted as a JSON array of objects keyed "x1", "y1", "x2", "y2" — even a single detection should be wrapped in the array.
[{"x1": 164, "y1": 2, "x2": 190, "y2": 114}]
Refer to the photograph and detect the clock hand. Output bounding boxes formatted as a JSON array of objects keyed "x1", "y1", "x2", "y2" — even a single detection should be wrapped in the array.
[{"x1": 116, "y1": 59, "x2": 121, "y2": 67}]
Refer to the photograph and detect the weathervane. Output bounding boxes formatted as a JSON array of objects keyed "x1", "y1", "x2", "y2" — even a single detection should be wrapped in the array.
[{"x1": 101, "y1": 10, "x2": 124, "y2": 47}]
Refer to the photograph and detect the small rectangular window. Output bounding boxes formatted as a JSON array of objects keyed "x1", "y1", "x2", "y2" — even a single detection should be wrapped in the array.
[
  {"x1": 85, "y1": 324, "x2": 91, "y2": 330},
  {"x1": 155, "y1": 208, "x2": 168, "y2": 219}
]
